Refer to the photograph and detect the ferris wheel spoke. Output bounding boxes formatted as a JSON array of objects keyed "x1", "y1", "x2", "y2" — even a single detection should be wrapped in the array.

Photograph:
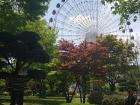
[
  {"x1": 98, "y1": 5, "x2": 116, "y2": 29},
  {"x1": 60, "y1": 0, "x2": 99, "y2": 30},
  {"x1": 100, "y1": 22, "x2": 119, "y2": 33},
  {"x1": 101, "y1": 30, "x2": 120, "y2": 35},
  {"x1": 70, "y1": 15, "x2": 90, "y2": 28},
  {"x1": 98, "y1": 17, "x2": 120, "y2": 33},
  {"x1": 56, "y1": 19, "x2": 88, "y2": 32},
  {"x1": 77, "y1": 3, "x2": 94, "y2": 27},
  {"x1": 81, "y1": 1, "x2": 93, "y2": 25},
  {"x1": 69, "y1": 37, "x2": 84, "y2": 41},
  {"x1": 65, "y1": 1, "x2": 92, "y2": 27},
  {"x1": 100, "y1": 14, "x2": 119, "y2": 29},
  {"x1": 86, "y1": 1, "x2": 92, "y2": 23},
  {"x1": 61, "y1": 7, "x2": 110, "y2": 29},
  {"x1": 101, "y1": 28, "x2": 120, "y2": 34},
  {"x1": 89, "y1": 0, "x2": 98, "y2": 27},
  {"x1": 59, "y1": 35, "x2": 84, "y2": 37},
  {"x1": 56, "y1": 6, "x2": 99, "y2": 32},
  {"x1": 88, "y1": 1, "x2": 95, "y2": 26},
  {"x1": 56, "y1": 27, "x2": 87, "y2": 34},
  {"x1": 98, "y1": 4, "x2": 110, "y2": 20},
  {"x1": 58, "y1": 23, "x2": 88, "y2": 33},
  {"x1": 90, "y1": 0, "x2": 97, "y2": 29},
  {"x1": 72, "y1": 1, "x2": 89, "y2": 25},
  {"x1": 60, "y1": 6, "x2": 91, "y2": 29},
  {"x1": 98, "y1": 12, "x2": 120, "y2": 30},
  {"x1": 60, "y1": 36, "x2": 84, "y2": 41}
]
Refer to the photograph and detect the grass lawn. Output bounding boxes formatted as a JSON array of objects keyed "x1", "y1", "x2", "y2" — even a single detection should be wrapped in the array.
[{"x1": 0, "y1": 96, "x2": 92, "y2": 105}]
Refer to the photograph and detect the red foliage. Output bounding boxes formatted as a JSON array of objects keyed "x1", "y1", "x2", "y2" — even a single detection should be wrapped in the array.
[{"x1": 57, "y1": 40, "x2": 109, "y2": 77}]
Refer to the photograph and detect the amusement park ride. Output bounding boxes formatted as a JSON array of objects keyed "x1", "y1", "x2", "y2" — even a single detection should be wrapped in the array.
[{"x1": 47, "y1": 0, "x2": 140, "y2": 65}]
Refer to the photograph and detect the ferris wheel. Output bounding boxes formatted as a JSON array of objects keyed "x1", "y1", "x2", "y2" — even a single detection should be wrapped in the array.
[{"x1": 48, "y1": 0, "x2": 134, "y2": 43}]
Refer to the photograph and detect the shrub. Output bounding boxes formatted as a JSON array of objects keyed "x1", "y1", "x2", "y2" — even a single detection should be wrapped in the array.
[
  {"x1": 24, "y1": 89, "x2": 32, "y2": 96},
  {"x1": 88, "y1": 91, "x2": 103, "y2": 104},
  {"x1": 118, "y1": 81, "x2": 137, "y2": 91},
  {"x1": 102, "y1": 94, "x2": 124, "y2": 105},
  {"x1": 0, "y1": 103, "x2": 3, "y2": 105}
]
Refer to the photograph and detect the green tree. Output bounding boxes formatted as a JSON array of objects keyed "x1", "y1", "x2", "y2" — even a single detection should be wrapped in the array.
[
  {"x1": 117, "y1": 66, "x2": 139, "y2": 92},
  {"x1": 20, "y1": 19, "x2": 57, "y2": 74},
  {"x1": 96, "y1": 35, "x2": 137, "y2": 91},
  {"x1": 56, "y1": 71, "x2": 75, "y2": 103},
  {"x1": 0, "y1": 0, "x2": 50, "y2": 32},
  {"x1": 46, "y1": 70, "x2": 75, "y2": 98},
  {"x1": 0, "y1": 31, "x2": 50, "y2": 74},
  {"x1": 22, "y1": 20, "x2": 56, "y2": 57},
  {"x1": 0, "y1": 31, "x2": 50, "y2": 105},
  {"x1": 46, "y1": 71, "x2": 60, "y2": 96},
  {"x1": 102, "y1": 0, "x2": 140, "y2": 24},
  {"x1": 20, "y1": 20, "x2": 57, "y2": 98}
]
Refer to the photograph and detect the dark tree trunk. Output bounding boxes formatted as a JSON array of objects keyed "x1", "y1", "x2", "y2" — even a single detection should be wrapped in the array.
[
  {"x1": 81, "y1": 84, "x2": 86, "y2": 104},
  {"x1": 82, "y1": 92, "x2": 86, "y2": 103},
  {"x1": 77, "y1": 84, "x2": 83, "y2": 103},
  {"x1": 48, "y1": 80, "x2": 55, "y2": 96},
  {"x1": 109, "y1": 82, "x2": 116, "y2": 92},
  {"x1": 10, "y1": 90, "x2": 24, "y2": 105},
  {"x1": 63, "y1": 89, "x2": 72, "y2": 103},
  {"x1": 38, "y1": 80, "x2": 46, "y2": 97},
  {"x1": 81, "y1": 75, "x2": 88, "y2": 104},
  {"x1": 7, "y1": 74, "x2": 28, "y2": 105},
  {"x1": 62, "y1": 82, "x2": 78, "y2": 103},
  {"x1": 66, "y1": 94, "x2": 71, "y2": 103},
  {"x1": 64, "y1": 84, "x2": 77, "y2": 103}
]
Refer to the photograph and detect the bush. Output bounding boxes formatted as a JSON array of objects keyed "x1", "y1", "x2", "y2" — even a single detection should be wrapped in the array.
[
  {"x1": 88, "y1": 91, "x2": 103, "y2": 104},
  {"x1": 24, "y1": 89, "x2": 32, "y2": 96},
  {"x1": 118, "y1": 81, "x2": 137, "y2": 91},
  {"x1": 0, "y1": 103, "x2": 3, "y2": 105},
  {"x1": 28, "y1": 69, "x2": 46, "y2": 80},
  {"x1": 102, "y1": 94, "x2": 124, "y2": 105}
]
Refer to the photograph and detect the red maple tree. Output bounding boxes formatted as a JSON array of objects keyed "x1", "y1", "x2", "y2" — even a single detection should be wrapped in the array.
[
  {"x1": 57, "y1": 39, "x2": 108, "y2": 103},
  {"x1": 58, "y1": 40, "x2": 108, "y2": 76}
]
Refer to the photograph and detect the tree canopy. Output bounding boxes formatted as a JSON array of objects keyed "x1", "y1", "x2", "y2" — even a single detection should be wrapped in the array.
[
  {"x1": 0, "y1": 0, "x2": 50, "y2": 32},
  {"x1": 0, "y1": 31, "x2": 50, "y2": 74},
  {"x1": 102, "y1": 0, "x2": 140, "y2": 24},
  {"x1": 22, "y1": 20, "x2": 56, "y2": 57},
  {"x1": 96, "y1": 35, "x2": 137, "y2": 91},
  {"x1": 57, "y1": 40, "x2": 108, "y2": 103},
  {"x1": 58, "y1": 40, "x2": 108, "y2": 77}
]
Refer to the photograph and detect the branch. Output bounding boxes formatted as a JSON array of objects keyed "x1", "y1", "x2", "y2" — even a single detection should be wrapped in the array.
[{"x1": 69, "y1": 82, "x2": 78, "y2": 101}]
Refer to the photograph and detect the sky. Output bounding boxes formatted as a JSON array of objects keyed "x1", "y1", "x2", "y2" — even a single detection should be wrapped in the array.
[
  {"x1": 131, "y1": 18, "x2": 140, "y2": 35},
  {"x1": 45, "y1": 0, "x2": 140, "y2": 41}
]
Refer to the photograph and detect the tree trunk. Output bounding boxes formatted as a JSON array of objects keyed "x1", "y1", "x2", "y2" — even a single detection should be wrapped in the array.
[
  {"x1": 62, "y1": 82, "x2": 78, "y2": 103},
  {"x1": 81, "y1": 75, "x2": 88, "y2": 104},
  {"x1": 10, "y1": 90, "x2": 24, "y2": 105},
  {"x1": 109, "y1": 82, "x2": 116, "y2": 92},
  {"x1": 38, "y1": 80, "x2": 46, "y2": 97},
  {"x1": 48, "y1": 81, "x2": 55, "y2": 96},
  {"x1": 82, "y1": 92, "x2": 86, "y2": 103},
  {"x1": 69, "y1": 83, "x2": 78, "y2": 102},
  {"x1": 76, "y1": 77, "x2": 83, "y2": 103},
  {"x1": 77, "y1": 85, "x2": 83, "y2": 103},
  {"x1": 7, "y1": 74, "x2": 28, "y2": 105}
]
